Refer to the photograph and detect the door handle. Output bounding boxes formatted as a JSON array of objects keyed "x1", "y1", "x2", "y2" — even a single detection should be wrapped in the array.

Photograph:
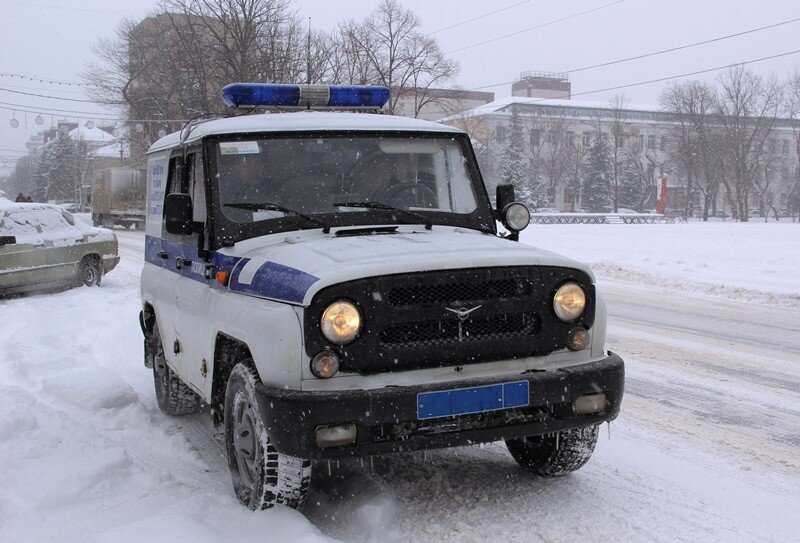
[
  {"x1": 175, "y1": 257, "x2": 191, "y2": 270},
  {"x1": 157, "y1": 251, "x2": 168, "y2": 260}
]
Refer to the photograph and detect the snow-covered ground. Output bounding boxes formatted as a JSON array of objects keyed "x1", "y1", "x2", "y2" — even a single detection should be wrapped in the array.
[
  {"x1": 1, "y1": 221, "x2": 799, "y2": 542},
  {"x1": 520, "y1": 220, "x2": 800, "y2": 307}
]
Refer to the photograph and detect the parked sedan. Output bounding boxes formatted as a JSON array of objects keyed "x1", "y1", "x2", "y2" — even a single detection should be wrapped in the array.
[{"x1": 0, "y1": 198, "x2": 119, "y2": 296}]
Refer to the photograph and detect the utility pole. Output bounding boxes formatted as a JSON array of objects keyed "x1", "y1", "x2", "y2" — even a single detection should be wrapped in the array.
[{"x1": 306, "y1": 17, "x2": 312, "y2": 85}]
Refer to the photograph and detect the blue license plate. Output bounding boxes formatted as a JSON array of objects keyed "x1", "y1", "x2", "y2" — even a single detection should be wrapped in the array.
[{"x1": 417, "y1": 381, "x2": 530, "y2": 420}]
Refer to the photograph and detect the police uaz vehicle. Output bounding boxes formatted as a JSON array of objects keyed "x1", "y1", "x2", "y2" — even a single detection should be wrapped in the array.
[{"x1": 140, "y1": 83, "x2": 625, "y2": 510}]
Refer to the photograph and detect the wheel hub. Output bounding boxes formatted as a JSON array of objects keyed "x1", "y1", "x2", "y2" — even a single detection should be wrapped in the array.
[{"x1": 234, "y1": 402, "x2": 261, "y2": 490}]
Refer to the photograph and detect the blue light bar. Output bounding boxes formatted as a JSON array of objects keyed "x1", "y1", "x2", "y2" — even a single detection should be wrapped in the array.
[{"x1": 220, "y1": 83, "x2": 390, "y2": 109}]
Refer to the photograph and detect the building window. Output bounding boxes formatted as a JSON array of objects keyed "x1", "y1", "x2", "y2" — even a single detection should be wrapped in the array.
[
  {"x1": 638, "y1": 135, "x2": 644, "y2": 148},
  {"x1": 547, "y1": 130, "x2": 557, "y2": 145},
  {"x1": 566, "y1": 131, "x2": 575, "y2": 148},
  {"x1": 784, "y1": 140, "x2": 790, "y2": 155},
  {"x1": 660, "y1": 136, "x2": 666, "y2": 151},
  {"x1": 647, "y1": 135, "x2": 656, "y2": 150},
  {"x1": 496, "y1": 125, "x2": 507, "y2": 144},
  {"x1": 582, "y1": 132, "x2": 591, "y2": 147},
  {"x1": 616, "y1": 136, "x2": 625, "y2": 149},
  {"x1": 530, "y1": 128, "x2": 540, "y2": 147}
]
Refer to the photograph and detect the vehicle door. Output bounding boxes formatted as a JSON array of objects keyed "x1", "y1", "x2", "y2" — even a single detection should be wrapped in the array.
[
  {"x1": 165, "y1": 149, "x2": 215, "y2": 397},
  {"x1": 45, "y1": 209, "x2": 90, "y2": 284}
]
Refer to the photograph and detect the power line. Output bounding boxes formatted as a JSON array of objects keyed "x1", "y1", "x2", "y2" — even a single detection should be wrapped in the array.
[
  {"x1": 467, "y1": 48, "x2": 800, "y2": 102},
  {"x1": 565, "y1": 15, "x2": 800, "y2": 75},
  {"x1": 468, "y1": 15, "x2": 800, "y2": 91},
  {"x1": 430, "y1": 0, "x2": 530, "y2": 35},
  {"x1": 0, "y1": 82, "x2": 86, "y2": 94},
  {"x1": 0, "y1": 72, "x2": 86, "y2": 87},
  {"x1": 446, "y1": 0, "x2": 625, "y2": 55},
  {"x1": 0, "y1": 100, "x2": 119, "y2": 117},
  {"x1": 0, "y1": 86, "x2": 119, "y2": 105},
  {"x1": 0, "y1": 102, "x2": 188, "y2": 124},
  {"x1": 0, "y1": 1, "x2": 130, "y2": 14}
]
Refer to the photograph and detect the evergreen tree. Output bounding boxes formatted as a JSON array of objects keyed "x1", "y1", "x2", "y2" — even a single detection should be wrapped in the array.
[
  {"x1": 582, "y1": 132, "x2": 613, "y2": 212},
  {"x1": 33, "y1": 131, "x2": 81, "y2": 202},
  {"x1": 527, "y1": 157, "x2": 549, "y2": 209},
  {"x1": 500, "y1": 107, "x2": 532, "y2": 203},
  {"x1": 618, "y1": 154, "x2": 646, "y2": 210}
]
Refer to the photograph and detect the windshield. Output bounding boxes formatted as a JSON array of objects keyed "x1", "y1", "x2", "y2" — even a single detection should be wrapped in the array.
[{"x1": 215, "y1": 135, "x2": 479, "y2": 225}]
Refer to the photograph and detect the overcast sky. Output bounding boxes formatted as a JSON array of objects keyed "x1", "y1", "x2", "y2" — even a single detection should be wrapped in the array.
[{"x1": 1, "y1": 0, "x2": 799, "y2": 175}]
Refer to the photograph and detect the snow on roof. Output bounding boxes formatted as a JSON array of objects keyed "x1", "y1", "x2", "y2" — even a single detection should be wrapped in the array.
[
  {"x1": 68, "y1": 125, "x2": 116, "y2": 144},
  {"x1": 440, "y1": 96, "x2": 663, "y2": 122},
  {"x1": 91, "y1": 141, "x2": 130, "y2": 159},
  {"x1": 0, "y1": 198, "x2": 61, "y2": 213},
  {"x1": 148, "y1": 111, "x2": 464, "y2": 153}
]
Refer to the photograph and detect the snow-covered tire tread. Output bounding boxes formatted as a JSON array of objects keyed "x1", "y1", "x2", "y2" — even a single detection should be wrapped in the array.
[
  {"x1": 151, "y1": 323, "x2": 200, "y2": 416},
  {"x1": 225, "y1": 362, "x2": 311, "y2": 510},
  {"x1": 506, "y1": 425, "x2": 599, "y2": 476}
]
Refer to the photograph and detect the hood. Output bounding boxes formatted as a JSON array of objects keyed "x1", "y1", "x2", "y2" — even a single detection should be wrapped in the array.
[{"x1": 222, "y1": 226, "x2": 594, "y2": 306}]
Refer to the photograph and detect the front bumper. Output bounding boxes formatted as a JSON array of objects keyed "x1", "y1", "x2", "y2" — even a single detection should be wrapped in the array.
[{"x1": 255, "y1": 352, "x2": 624, "y2": 459}]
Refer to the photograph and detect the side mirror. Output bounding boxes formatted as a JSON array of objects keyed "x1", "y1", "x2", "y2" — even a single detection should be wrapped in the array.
[
  {"x1": 0, "y1": 235, "x2": 16, "y2": 246},
  {"x1": 495, "y1": 184, "x2": 530, "y2": 241},
  {"x1": 496, "y1": 184, "x2": 516, "y2": 214},
  {"x1": 164, "y1": 193, "x2": 193, "y2": 236}
]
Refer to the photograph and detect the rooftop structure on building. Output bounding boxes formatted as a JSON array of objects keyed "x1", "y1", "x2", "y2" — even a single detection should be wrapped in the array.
[{"x1": 512, "y1": 70, "x2": 571, "y2": 100}]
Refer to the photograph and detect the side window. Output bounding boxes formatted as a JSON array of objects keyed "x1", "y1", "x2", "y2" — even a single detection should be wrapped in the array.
[
  {"x1": 191, "y1": 154, "x2": 207, "y2": 223},
  {"x1": 162, "y1": 153, "x2": 197, "y2": 242},
  {"x1": 166, "y1": 156, "x2": 187, "y2": 196}
]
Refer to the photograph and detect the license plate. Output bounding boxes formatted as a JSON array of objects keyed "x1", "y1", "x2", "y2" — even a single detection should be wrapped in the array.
[{"x1": 416, "y1": 380, "x2": 530, "y2": 420}]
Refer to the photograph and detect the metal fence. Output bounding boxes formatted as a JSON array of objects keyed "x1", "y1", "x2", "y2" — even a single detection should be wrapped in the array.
[{"x1": 530, "y1": 213, "x2": 686, "y2": 225}]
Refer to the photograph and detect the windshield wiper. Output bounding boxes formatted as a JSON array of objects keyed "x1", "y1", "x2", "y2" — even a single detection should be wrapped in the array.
[
  {"x1": 334, "y1": 201, "x2": 432, "y2": 230},
  {"x1": 224, "y1": 202, "x2": 330, "y2": 233}
]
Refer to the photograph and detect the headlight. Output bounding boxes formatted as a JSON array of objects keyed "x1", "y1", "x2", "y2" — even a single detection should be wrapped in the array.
[
  {"x1": 553, "y1": 282, "x2": 586, "y2": 322},
  {"x1": 501, "y1": 202, "x2": 531, "y2": 232},
  {"x1": 320, "y1": 300, "x2": 362, "y2": 345}
]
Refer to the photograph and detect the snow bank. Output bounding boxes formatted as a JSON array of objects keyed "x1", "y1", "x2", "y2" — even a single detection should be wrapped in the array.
[
  {"x1": 520, "y1": 221, "x2": 800, "y2": 306},
  {"x1": 0, "y1": 239, "x2": 331, "y2": 543}
]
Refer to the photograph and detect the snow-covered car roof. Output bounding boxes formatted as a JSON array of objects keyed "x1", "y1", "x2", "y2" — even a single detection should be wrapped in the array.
[
  {"x1": 148, "y1": 111, "x2": 464, "y2": 153},
  {"x1": 0, "y1": 199, "x2": 104, "y2": 246},
  {"x1": 0, "y1": 197, "x2": 61, "y2": 214}
]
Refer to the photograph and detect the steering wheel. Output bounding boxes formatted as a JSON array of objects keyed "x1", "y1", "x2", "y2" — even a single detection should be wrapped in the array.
[{"x1": 381, "y1": 182, "x2": 438, "y2": 208}]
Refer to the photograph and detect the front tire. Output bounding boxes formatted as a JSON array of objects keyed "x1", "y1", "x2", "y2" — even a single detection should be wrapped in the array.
[
  {"x1": 224, "y1": 362, "x2": 311, "y2": 510},
  {"x1": 151, "y1": 322, "x2": 200, "y2": 416},
  {"x1": 505, "y1": 425, "x2": 599, "y2": 476}
]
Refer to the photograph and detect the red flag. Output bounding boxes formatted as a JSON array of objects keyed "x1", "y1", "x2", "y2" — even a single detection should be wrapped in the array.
[{"x1": 656, "y1": 176, "x2": 667, "y2": 214}]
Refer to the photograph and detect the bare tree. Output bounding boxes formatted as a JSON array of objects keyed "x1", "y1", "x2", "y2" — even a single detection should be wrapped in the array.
[
  {"x1": 605, "y1": 95, "x2": 629, "y2": 212},
  {"x1": 715, "y1": 66, "x2": 782, "y2": 221},
  {"x1": 783, "y1": 70, "x2": 800, "y2": 221},
  {"x1": 84, "y1": 1, "x2": 306, "y2": 158},
  {"x1": 336, "y1": 0, "x2": 458, "y2": 117},
  {"x1": 535, "y1": 113, "x2": 574, "y2": 210}
]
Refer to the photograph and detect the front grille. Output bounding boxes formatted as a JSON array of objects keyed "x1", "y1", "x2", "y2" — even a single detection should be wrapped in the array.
[
  {"x1": 380, "y1": 311, "x2": 538, "y2": 349},
  {"x1": 386, "y1": 278, "x2": 528, "y2": 307},
  {"x1": 305, "y1": 266, "x2": 595, "y2": 374}
]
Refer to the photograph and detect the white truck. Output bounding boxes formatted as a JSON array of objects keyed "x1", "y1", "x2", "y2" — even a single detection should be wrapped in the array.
[
  {"x1": 92, "y1": 167, "x2": 146, "y2": 230},
  {"x1": 139, "y1": 83, "x2": 624, "y2": 510}
]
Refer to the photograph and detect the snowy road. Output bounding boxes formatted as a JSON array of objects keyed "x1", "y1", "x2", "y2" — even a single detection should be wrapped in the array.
[{"x1": 2, "y1": 227, "x2": 799, "y2": 542}]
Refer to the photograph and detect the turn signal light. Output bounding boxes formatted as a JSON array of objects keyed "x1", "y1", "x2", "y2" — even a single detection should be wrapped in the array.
[{"x1": 216, "y1": 269, "x2": 231, "y2": 286}]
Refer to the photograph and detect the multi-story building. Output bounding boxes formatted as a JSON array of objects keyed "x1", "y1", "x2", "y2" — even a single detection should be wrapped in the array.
[{"x1": 442, "y1": 94, "x2": 800, "y2": 217}]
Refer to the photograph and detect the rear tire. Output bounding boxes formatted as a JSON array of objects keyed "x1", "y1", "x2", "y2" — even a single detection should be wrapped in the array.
[
  {"x1": 151, "y1": 322, "x2": 200, "y2": 415},
  {"x1": 505, "y1": 425, "x2": 599, "y2": 476},
  {"x1": 77, "y1": 256, "x2": 103, "y2": 287},
  {"x1": 224, "y1": 362, "x2": 311, "y2": 510}
]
